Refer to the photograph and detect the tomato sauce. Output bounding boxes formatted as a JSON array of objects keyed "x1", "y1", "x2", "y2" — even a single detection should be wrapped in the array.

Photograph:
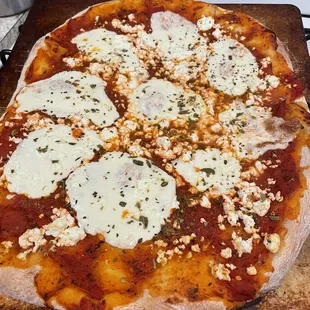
[{"x1": 0, "y1": 0, "x2": 307, "y2": 309}]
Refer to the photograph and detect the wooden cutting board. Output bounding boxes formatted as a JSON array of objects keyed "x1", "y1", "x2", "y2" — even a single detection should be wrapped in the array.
[{"x1": 0, "y1": 1, "x2": 309, "y2": 309}]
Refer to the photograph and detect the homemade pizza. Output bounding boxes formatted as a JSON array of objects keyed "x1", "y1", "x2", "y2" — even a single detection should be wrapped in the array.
[{"x1": 0, "y1": 0, "x2": 309, "y2": 309}]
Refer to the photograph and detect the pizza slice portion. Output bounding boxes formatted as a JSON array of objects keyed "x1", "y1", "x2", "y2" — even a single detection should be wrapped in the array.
[{"x1": 0, "y1": 0, "x2": 309, "y2": 309}]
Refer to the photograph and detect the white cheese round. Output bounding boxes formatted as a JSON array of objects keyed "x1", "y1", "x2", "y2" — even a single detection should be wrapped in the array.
[
  {"x1": 16, "y1": 71, "x2": 119, "y2": 127},
  {"x1": 219, "y1": 101, "x2": 297, "y2": 159},
  {"x1": 72, "y1": 28, "x2": 148, "y2": 92},
  {"x1": 128, "y1": 79, "x2": 207, "y2": 123},
  {"x1": 207, "y1": 39, "x2": 261, "y2": 96},
  {"x1": 73, "y1": 28, "x2": 128, "y2": 63},
  {"x1": 4, "y1": 125, "x2": 103, "y2": 198},
  {"x1": 138, "y1": 11, "x2": 207, "y2": 82},
  {"x1": 66, "y1": 152, "x2": 177, "y2": 249},
  {"x1": 148, "y1": 11, "x2": 207, "y2": 61},
  {"x1": 173, "y1": 149, "x2": 241, "y2": 194}
]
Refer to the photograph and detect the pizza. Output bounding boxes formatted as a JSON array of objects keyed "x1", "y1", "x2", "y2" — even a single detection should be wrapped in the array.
[{"x1": 0, "y1": 0, "x2": 309, "y2": 309}]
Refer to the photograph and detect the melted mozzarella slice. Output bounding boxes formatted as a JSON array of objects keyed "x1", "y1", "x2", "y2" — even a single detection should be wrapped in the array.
[
  {"x1": 207, "y1": 39, "x2": 262, "y2": 96},
  {"x1": 173, "y1": 149, "x2": 241, "y2": 193},
  {"x1": 218, "y1": 101, "x2": 299, "y2": 159},
  {"x1": 4, "y1": 125, "x2": 103, "y2": 198},
  {"x1": 128, "y1": 79, "x2": 207, "y2": 123},
  {"x1": 148, "y1": 11, "x2": 206, "y2": 61},
  {"x1": 139, "y1": 11, "x2": 207, "y2": 82},
  {"x1": 72, "y1": 29, "x2": 148, "y2": 91},
  {"x1": 66, "y1": 152, "x2": 177, "y2": 249},
  {"x1": 16, "y1": 71, "x2": 119, "y2": 127}
]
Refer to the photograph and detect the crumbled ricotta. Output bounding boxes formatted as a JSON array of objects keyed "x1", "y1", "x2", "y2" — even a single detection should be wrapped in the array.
[
  {"x1": 263, "y1": 233, "x2": 280, "y2": 253},
  {"x1": 232, "y1": 231, "x2": 253, "y2": 257},
  {"x1": 209, "y1": 261, "x2": 231, "y2": 281},
  {"x1": 173, "y1": 149, "x2": 241, "y2": 194}
]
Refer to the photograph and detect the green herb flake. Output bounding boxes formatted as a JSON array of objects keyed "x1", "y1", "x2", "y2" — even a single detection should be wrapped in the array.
[
  {"x1": 139, "y1": 215, "x2": 148, "y2": 229},
  {"x1": 269, "y1": 214, "x2": 280, "y2": 222},
  {"x1": 200, "y1": 168, "x2": 215, "y2": 177},
  {"x1": 260, "y1": 193, "x2": 266, "y2": 202},
  {"x1": 133, "y1": 159, "x2": 143, "y2": 166},
  {"x1": 161, "y1": 181, "x2": 168, "y2": 187},
  {"x1": 10, "y1": 129, "x2": 18, "y2": 136},
  {"x1": 37, "y1": 146, "x2": 48, "y2": 153}
]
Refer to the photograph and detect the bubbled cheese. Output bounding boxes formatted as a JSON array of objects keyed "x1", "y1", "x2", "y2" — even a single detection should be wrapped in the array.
[
  {"x1": 219, "y1": 101, "x2": 298, "y2": 159},
  {"x1": 16, "y1": 71, "x2": 119, "y2": 127},
  {"x1": 128, "y1": 79, "x2": 207, "y2": 123},
  {"x1": 207, "y1": 39, "x2": 262, "y2": 96},
  {"x1": 4, "y1": 125, "x2": 103, "y2": 198},
  {"x1": 66, "y1": 152, "x2": 178, "y2": 249},
  {"x1": 72, "y1": 29, "x2": 148, "y2": 91},
  {"x1": 173, "y1": 149, "x2": 241, "y2": 193},
  {"x1": 148, "y1": 11, "x2": 207, "y2": 61}
]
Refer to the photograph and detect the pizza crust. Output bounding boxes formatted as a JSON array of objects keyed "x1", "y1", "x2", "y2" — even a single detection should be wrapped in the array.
[
  {"x1": 0, "y1": 266, "x2": 44, "y2": 307},
  {"x1": 257, "y1": 36, "x2": 310, "y2": 293},
  {"x1": 117, "y1": 290, "x2": 225, "y2": 310},
  {"x1": 0, "y1": 1, "x2": 309, "y2": 309}
]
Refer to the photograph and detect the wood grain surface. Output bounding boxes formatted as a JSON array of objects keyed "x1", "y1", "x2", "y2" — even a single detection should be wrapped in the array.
[{"x1": 0, "y1": 1, "x2": 309, "y2": 309}]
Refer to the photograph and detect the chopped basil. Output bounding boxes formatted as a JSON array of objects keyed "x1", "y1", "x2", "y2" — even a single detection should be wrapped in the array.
[
  {"x1": 138, "y1": 238, "x2": 143, "y2": 244},
  {"x1": 90, "y1": 84, "x2": 97, "y2": 89},
  {"x1": 37, "y1": 146, "x2": 48, "y2": 153},
  {"x1": 161, "y1": 181, "x2": 168, "y2": 187},
  {"x1": 179, "y1": 110, "x2": 189, "y2": 115},
  {"x1": 133, "y1": 159, "x2": 143, "y2": 166},
  {"x1": 10, "y1": 129, "x2": 18, "y2": 136},
  {"x1": 260, "y1": 193, "x2": 266, "y2": 202},
  {"x1": 269, "y1": 214, "x2": 280, "y2": 222},
  {"x1": 119, "y1": 201, "x2": 127, "y2": 207},
  {"x1": 146, "y1": 160, "x2": 152, "y2": 168},
  {"x1": 51, "y1": 160, "x2": 59, "y2": 163},
  {"x1": 161, "y1": 225, "x2": 175, "y2": 237},
  {"x1": 201, "y1": 168, "x2": 215, "y2": 177},
  {"x1": 139, "y1": 215, "x2": 148, "y2": 229}
]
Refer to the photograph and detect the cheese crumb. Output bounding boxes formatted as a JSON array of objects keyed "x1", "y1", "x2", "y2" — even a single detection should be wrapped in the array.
[
  {"x1": 209, "y1": 261, "x2": 231, "y2": 281},
  {"x1": 220, "y1": 247, "x2": 232, "y2": 259},
  {"x1": 246, "y1": 266, "x2": 257, "y2": 275},
  {"x1": 231, "y1": 232, "x2": 253, "y2": 257},
  {"x1": 263, "y1": 233, "x2": 280, "y2": 253},
  {"x1": 1, "y1": 241, "x2": 13, "y2": 255},
  {"x1": 197, "y1": 16, "x2": 214, "y2": 31},
  {"x1": 191, "y1": 244, "x2": 201, "y2": 253}
]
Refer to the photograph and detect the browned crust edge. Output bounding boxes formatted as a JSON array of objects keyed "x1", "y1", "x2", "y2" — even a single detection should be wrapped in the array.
[{"x1": 0, "y1": 1, "x2": 309, "y2": 310}]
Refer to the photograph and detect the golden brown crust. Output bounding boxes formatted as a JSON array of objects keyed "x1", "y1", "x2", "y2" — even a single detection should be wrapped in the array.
[
  {"x1": 0, "y1": 266, "x2": 44, "y2": 308},
  {"x1": 117, "y1": 291, "x2": 225, "y2": 310},
  {"x1": 0, "y1": 1, "x2": 309, "y2": 309},
  {"x1": 258, "y1": 236, "x2": 310, "y2": 310}
]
